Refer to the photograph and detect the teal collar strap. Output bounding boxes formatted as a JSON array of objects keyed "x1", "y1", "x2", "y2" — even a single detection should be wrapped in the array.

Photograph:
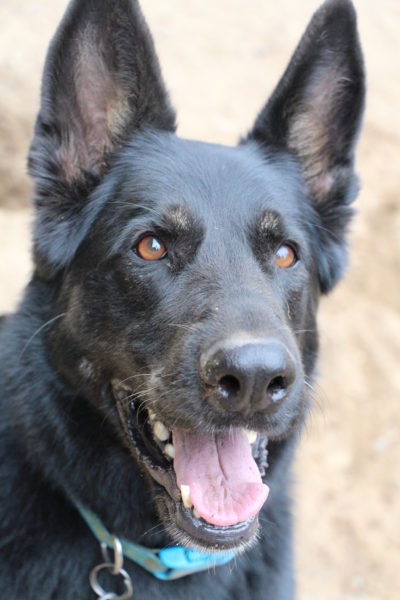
[{"x1": 75, "y1": 502, "x2": 235, "y2": 581}]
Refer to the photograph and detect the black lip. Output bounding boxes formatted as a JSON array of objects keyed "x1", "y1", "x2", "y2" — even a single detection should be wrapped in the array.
[
  {"x1": 165, "y1": 494, "x2": 259, "y2": 549},
  {"x1": 114, "y1": 383, "x2": 268, "y2": 549}
]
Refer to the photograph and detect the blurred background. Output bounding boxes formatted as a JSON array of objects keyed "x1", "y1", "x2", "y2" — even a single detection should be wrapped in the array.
[{"x1": 0, "y1": 1, "x2": 399, "y2": 598}]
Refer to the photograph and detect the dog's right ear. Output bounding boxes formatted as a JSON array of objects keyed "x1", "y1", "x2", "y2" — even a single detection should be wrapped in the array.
[{"x1": 29, "y1": 0, "x2": 175, "y2": 276}]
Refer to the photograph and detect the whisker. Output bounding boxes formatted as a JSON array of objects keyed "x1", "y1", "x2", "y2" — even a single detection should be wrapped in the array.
[
  {"x1": 20, "y1": 313, "x2": 66, "y2": 357},
  {"x1": 138, "y1": 522, "x2": 165, "y2": 540},
  {"x1": 304, "y1": 379, "x2": 325, "y2": 420},
  {"x1": 295, "y1": 216, "x2": 341, "y2": 242},
  {"x1": 167, "y1": 323, "x2": 197, "y2": 333},
  {"x1": 109, "y1": 201, "x2": 161, "y2": 217}
]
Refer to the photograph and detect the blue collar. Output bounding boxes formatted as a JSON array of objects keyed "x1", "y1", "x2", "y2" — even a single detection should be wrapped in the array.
[{"x1": 74, "y1": 502, "x2": 235, "y2": 581}]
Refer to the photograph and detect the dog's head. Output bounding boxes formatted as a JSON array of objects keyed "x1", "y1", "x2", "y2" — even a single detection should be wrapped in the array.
[{"x1": 28, "y1": 0, "x2": 364, "y2": 552}]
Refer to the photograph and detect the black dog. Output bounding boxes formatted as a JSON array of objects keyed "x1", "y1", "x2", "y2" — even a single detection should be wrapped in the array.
[{"x1": 0, "y1": 0, "x2": 364, "y2": 597}]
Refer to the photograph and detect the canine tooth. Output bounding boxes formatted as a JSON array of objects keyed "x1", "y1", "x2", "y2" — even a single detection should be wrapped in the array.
[
  {"x1": 246, "y1": 430, "x2": 257, "y2": 444},
  {"x1": 148, "y1": 409, "x2": 156, "y2": 421},
  {"x1": 153, "y1": 421, "x2": 169, "y2": 441},
  {"x1": 164, "y1": 443, "x2": 175, "y2": 459},
  {"x1": 180, "y1": 485, "x2": 192, "y2": 509},
  {"x1": 193, "y1": 508, "x2": 201, "y2": 519}
]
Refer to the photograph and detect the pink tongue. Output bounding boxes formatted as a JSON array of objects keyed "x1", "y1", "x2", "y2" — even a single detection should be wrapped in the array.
[{"x1": 173, "y1": 429, "x2": 269, "y2": 527}]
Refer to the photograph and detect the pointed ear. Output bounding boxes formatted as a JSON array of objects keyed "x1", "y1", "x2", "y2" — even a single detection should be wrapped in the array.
[
  {"x1": 29, "y1": 0, "x2": 176, "y2": 276},
  {"x1": 31, "y1": 0, "x2": 175, "y2": 183},
  {"x1": 246, "y1": 0, "x2": 365, "y2": 292}
]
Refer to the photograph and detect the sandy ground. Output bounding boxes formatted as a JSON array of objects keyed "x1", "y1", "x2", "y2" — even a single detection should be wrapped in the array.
[{"x1": 0, "y1": 1, "x2": 399, "y2": 598}]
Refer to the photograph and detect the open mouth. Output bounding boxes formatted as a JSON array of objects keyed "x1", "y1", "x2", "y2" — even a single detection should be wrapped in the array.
[{"x1": 114, "y1": 384, "x2": 270, "y2": 551}]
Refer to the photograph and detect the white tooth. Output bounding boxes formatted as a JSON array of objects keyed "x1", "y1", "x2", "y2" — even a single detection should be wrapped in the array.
[
  {"x1": 164, "y1": 443, "x2": 175, "y2": 459},
  {"x1": 193, "y1": 508, "x2": 201, "y2": 519},
  {"x1": 180, "y1": 485, "x2": 192, "y2": 509},
  {"x1": 148, "y1": 409, "x2": 156, "y2": 421},
  {"x1": 246, "y1": 430, "x2": 257, "y2": 444},
  {"x1": 153, "y1": 421, "x2": 169, "y2": 441}
]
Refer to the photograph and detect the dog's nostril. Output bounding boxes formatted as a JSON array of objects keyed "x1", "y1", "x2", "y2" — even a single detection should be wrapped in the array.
[
  {"x1": 217, "y1": 375, "x2": 241, "y2": 399},
  {"x1": 267, "y1": 376, "x2": 287, "y2": 403}
]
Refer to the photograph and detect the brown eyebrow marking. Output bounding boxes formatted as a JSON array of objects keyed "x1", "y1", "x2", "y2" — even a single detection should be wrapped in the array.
[
  {"x1": 259, "y1": 211, "x2": 281, "y2": 237},
  {"x1": 162, "y1": 205, "x2": 193, "y2": 232}
]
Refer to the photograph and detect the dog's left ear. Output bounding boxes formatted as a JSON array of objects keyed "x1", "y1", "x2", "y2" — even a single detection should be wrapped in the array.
[
  {"x1": 245, "y1": 0, "x2": 365, "y2": 292},
  {"x1": 29, "y1": 0, "x2": 176, "y2": 277}
]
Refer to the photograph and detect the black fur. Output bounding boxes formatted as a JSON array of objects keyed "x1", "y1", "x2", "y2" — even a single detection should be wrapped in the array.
[{"x1": 0, "y1": 0, "x2": 365, "y2": 598}]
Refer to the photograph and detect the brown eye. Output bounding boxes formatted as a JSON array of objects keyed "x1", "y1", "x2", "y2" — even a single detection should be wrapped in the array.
[
  {"x1": 136, "y1": 235, "x2": 166, "y2": 261},
  {"x1": 275, "y1": 244, "x2": 297, "y2": 268}
]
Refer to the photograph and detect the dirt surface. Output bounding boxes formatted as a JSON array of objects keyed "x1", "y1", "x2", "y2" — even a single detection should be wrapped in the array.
[{"x1": 0, "y1": 1, "x2": 399, "y2": 598}]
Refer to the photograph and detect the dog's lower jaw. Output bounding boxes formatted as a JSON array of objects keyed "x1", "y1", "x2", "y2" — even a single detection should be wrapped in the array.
[{"x1": 157, "y1": 492, "x2": 261, "y2": 555}]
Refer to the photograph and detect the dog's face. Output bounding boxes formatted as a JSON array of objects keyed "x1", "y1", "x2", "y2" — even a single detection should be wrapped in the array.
[
  {"x1": 56, "y1": 136, "x2": 316, "y2": 547},
  {"x1": 29, "y1": 0, "x2": 364, "y2": 552}
]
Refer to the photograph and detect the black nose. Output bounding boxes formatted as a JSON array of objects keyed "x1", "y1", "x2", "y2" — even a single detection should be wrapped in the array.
[{"x1": 200, "y1": 338, "x2": 296, "y2": 416}]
